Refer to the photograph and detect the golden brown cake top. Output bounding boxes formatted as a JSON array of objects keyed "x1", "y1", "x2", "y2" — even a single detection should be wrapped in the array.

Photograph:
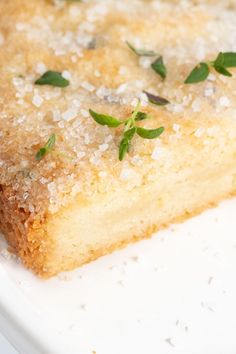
[{"x1": 1, "y1": 0, "x2": 236, "y2": 216}]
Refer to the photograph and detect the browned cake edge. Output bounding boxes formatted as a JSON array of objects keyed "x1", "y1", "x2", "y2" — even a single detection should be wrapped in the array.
[
  {"x1": 1, "y1": 183, "x2": 235, "y2": 278},
  {"x1": 0, "y1": 185, "x2": 53, "y2": 275}
]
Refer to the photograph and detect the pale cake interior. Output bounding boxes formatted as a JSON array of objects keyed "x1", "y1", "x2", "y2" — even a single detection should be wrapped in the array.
[{"x1": 46, "y1": 170, "x2": 236, "y2": 277}]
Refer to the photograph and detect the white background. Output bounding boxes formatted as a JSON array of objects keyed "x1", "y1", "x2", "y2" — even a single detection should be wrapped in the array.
[{"x1": 0, "y1": 333, "x2": 18, "y2": 354}]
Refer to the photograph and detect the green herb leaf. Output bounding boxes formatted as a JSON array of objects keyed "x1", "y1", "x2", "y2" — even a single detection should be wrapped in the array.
[
  {"x1": 89, "y1": 109, "x2": 122, "y2": 127},
  {"x1": 119, "y1": 126, "x2": 136, "y2": 161},
  {"x1": 35, "y1": 71, "x2": 70, "y2": 87},
  {"x1": 218, "y1": 52, "x2": 236, "y2": 68},
  {"x1": 124, "y1": 127, "x2": 136, "y2": 140},
  {"x1": 119, "y1": 138, "x2": 130, "y2": 161},
  {"x1": 126, "y1": 41, "x2": 158, "y2": 57},
  {"x1": 185, "y1": 62, "x2": 209, "y2": 84},
  {"x1": 144, "y1": 91, "x2": 170, "y2": 106},
  {"x1": 214, "y1": 52, "x2": 224, "y2": 68},
  {"x1": 136, "y1": 126, "x2": 164, "y2": 139},
  {"x1": 213, "y1": 52, "x2": 233, "y2": 76},
  {"x1": 135, "y1": 111, "x2": 149, "y2": 121},
  {"x1": 214, "y1": 65, "x2": 232, "y2": 77},
  {"x1": 36, "y1": 134, "x2": 56, "y2": 161},
  {"x1": 151, "y1": 56, "x2": 167, "y2": 79}
]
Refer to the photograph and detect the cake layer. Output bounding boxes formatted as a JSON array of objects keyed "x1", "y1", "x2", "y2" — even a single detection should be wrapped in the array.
[
  {"x1": 41, "y1": 168, "x2": 236, "y2": 277},
  {"x1": 2, "y1": 116, "x2": 236, "y2": 276},
  {"x1": 1, "y1": 0, "x2": 236, "y2": 277}
]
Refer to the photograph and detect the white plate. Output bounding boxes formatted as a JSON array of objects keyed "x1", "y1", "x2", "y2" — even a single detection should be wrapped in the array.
[
  {"x1": 1, "y1": 199, "x2": 236, "y2": 354},
  {"x1": 0, "y1": 333, "x2": 18, "y2": 353}
]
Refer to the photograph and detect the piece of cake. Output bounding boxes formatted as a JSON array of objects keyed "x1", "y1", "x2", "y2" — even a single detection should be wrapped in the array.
[{"x1": 1, "y1": 0, "x2": 236, "y2": 277}]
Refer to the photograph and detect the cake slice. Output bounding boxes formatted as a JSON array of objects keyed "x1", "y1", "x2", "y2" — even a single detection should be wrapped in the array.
[{"x1": 1, "y1": 0, "x2": 236, "y2": 277}]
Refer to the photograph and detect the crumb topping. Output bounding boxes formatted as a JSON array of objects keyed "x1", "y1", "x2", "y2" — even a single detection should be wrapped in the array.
[{"x1": 1, "y1": 0, "x2": 236, "y2": 215}]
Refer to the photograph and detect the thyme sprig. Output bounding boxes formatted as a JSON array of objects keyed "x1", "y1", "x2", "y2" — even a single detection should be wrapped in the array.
[
  {"x1": 35, "y1": 134, "x2": 56, "y2": 161},
  {"x1": 185, "y1": 52, "x2": 236, "y2": 84},
  {"x1": 126, "y1": 42, "x2": 167, "y2": 80},
  {"x1": 89, "y1": 100, "x2": 164, "y2": 161}
]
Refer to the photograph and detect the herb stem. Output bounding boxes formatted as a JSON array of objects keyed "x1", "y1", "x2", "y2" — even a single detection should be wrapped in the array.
[
  {"x1": 125, "y1": 100, "x2": 141, "y2": 131},
  {"x1": 207, "y1": 61, "x2": 214, "y2": 67}
]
